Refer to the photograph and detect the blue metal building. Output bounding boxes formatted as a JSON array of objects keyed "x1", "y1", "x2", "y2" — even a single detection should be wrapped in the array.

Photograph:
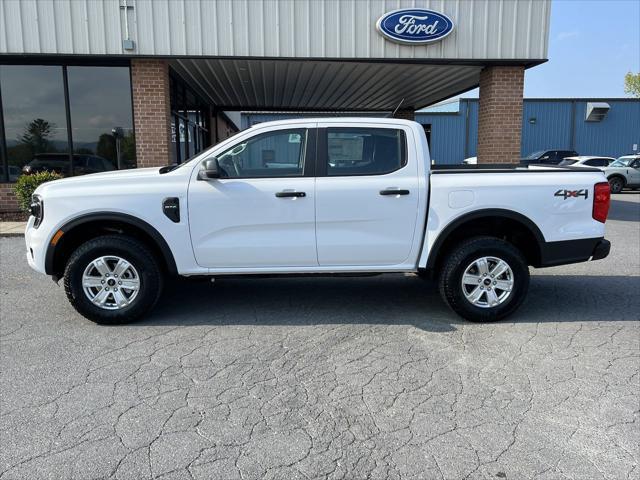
[
  {"x1": 241, "y1": 98, "x2": 640, "y2": 164},
  {"x1": 417, "y1": 98, "x2": 640, "y2": 164}
]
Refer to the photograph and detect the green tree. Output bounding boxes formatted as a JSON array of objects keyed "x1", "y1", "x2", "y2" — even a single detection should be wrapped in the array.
[
  {"x1": 96, "y1": 133, "x2": 116, "y2": 162},
  {"x1": 19, "y1": 118, "x2": 56, "y2": 153},
  {"x1": 121, "y1": 130, "x2": 137, "y2": 168},
  {"x1": 624, "y1": 72, "x2": 640, "y2": 98}
]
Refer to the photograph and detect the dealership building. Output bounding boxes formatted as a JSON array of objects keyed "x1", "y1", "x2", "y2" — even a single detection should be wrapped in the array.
[{"x1": 0, "y1": 0, "x2": 551, "y2": 213}]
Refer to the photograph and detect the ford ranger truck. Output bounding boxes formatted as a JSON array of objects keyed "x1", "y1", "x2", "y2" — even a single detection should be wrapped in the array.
[{"x1": 24, "y1": 118, "x2": 611, "y2": 324}]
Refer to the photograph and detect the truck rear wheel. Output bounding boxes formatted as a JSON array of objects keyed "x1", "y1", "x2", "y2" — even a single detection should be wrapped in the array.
[
  {"x1": 438, "y1": 236, "x2": 529, "y2": 322},
  {"x1": 64, "y1": 235, "x2": 163, "y2": 324}
]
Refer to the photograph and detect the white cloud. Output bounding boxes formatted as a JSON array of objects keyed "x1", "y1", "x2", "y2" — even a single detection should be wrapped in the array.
[{"x1": 557, "y1": 31, "x2": 579, "y2": 41}]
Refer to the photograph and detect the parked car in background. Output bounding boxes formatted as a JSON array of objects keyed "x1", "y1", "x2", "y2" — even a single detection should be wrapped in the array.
[
  {"x1": 559, "y1": 156, "x2": 614, "y2": 168},
  {"x1": 520, "y1": 149, "x2": 578, "y2": 166},
  {"x1": 22, "y1": 153, "x2": 116, "y2": 177},
  {"x1": 462, "y1": 156, "x2": 477, "y2": 165},
  {"x1": 602, "y1": 155, "x2": 640, "y2": 193}
]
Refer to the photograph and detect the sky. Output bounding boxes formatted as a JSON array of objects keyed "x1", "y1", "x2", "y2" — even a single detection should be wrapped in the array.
[{"x1": 462, "y1": 0, "x2": 640, "y2": 98}]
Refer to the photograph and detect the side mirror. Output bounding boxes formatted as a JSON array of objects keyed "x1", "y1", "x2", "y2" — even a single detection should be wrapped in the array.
[{"x1": 198, "y1": 158, "x2": 219, "y2": 180}]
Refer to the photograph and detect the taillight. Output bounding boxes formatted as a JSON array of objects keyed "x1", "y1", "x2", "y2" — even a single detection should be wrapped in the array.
[{"x1": 593, "y1": 182, "x2": 610, "y2": 223}]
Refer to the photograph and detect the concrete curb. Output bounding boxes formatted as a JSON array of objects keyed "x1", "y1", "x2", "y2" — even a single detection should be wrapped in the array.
[{"x1": 0, "y1": 222, "x2": 27, "y2": 237}]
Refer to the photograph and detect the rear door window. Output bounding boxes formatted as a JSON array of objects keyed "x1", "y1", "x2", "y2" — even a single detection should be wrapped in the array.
[{"x1": 325, "y1": 128, "x2": 406, "y2": 176}]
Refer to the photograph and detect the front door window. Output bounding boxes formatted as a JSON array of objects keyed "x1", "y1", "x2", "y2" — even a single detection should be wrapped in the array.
[{"x1": 214, "y1": 129, "x2": 307, "y2": 178}]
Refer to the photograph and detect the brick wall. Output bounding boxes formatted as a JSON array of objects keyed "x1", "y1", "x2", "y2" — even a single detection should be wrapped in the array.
[
  {"x1": 130, "y1": 59, "x2": 172, "y2": 168},
  {"x1": 0, "y1": 183, "x2": 19, "y2": 213},
  {"x1": 477, "y1": 66, "x2": 525, "y2": 164}
]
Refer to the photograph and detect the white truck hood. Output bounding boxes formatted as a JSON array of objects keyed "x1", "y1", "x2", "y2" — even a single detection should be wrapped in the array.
[{"x1": 35, "y1": 167, "x2": 162, "y2": 195}]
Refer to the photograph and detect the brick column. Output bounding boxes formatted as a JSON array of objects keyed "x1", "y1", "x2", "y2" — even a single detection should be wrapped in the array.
[
  {"x1": 477, "y1": 66, "x2": 524, "y2": 164},
  {"x1": 130, "y1": 59, "x2": 172, "y2": 168}
]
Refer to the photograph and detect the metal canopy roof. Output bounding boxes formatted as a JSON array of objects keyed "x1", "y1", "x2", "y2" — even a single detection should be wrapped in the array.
[{"x1": 171, "y1": 58, "x2": 484, "y2": 111}]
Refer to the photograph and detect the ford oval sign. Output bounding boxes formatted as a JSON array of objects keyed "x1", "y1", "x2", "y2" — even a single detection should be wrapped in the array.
[{"x1": 376, "y1": 8, "x2": 454, "y2": 45}]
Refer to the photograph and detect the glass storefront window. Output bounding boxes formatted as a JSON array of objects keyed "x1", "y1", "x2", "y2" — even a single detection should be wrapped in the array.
[
  {"x1": 0, "y1": 65, "x2": 70, "y2": 180},
  {"x1": 169, "y1": 75, "x2": 210, "y2": 164},
  {"x1": 67, "y1": 66, "x2": 136, "y2": 172},
  {"x1": 0, "y1": 64, "x2": 136, "y2": 182}
]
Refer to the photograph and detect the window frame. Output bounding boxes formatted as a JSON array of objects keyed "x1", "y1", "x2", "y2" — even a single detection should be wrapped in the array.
[
  {"x1": 316, "y1": 127, "x2": 408, "y2": 177},
  {"x1": 209, "y1": 127, "x2": 316, "y2": 180},
  {"x1": 0, "y1": 82, "x2": 6, "y2": 182}
]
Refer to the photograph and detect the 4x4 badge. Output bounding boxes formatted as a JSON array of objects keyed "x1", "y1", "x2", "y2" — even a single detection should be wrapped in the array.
[{"x1": 554, "y1": 189, "x2": 588, "y2": 200}]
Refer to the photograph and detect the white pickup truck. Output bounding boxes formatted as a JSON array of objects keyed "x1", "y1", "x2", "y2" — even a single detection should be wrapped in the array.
[{"x1": 25, "y1": 118, "x2": 611, "y2": 324}]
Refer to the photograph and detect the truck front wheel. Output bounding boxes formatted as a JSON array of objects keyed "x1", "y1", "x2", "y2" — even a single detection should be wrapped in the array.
[
  {"x1": 438, "y1": 237, "x2": 529, "y2": 322},
  {"x1": 64, "y1": 235, "x2": 163, "y2": 324}
]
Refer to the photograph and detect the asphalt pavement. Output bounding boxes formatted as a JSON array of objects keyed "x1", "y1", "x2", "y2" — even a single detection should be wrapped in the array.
[{"x1": 1, "y1": 193, "x2": 638, "y2": 480}]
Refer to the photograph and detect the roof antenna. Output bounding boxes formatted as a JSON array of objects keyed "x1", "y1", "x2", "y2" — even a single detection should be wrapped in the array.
[{"x1": 389, "y1": 98, "x2": 405, "y2": 118}]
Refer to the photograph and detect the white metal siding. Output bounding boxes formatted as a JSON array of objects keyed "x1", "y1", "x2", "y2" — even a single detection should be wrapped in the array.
[{"x1": 1, "y1": 0, "x2": 550, "y2": 60}]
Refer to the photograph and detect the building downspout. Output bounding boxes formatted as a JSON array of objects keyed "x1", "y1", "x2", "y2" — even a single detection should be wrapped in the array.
[{"x1": 463, "y1": 99, "x2": 470, "y2": 160}]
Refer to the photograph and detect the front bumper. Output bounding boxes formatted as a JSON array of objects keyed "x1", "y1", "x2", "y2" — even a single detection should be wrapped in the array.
[
  {"x1": 24, "y1": 217, "x2": 48, "y2": 274},
  {"x1": 538, "y1": 237, "x2": 610, "y2": 267}
]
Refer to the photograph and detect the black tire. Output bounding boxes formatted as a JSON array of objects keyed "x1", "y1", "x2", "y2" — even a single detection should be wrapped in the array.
[
  {"x1": 438, "y1": 236, "x2": 529, "y2": 322},
  {"x1": 608, "y1": 176, "x2": 625, "y2": 194},
  {"x1": 64, "y1": 235, "x2": 163, "y2": 324}
]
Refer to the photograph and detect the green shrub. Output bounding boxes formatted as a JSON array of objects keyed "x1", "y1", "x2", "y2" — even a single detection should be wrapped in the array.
[{"x1": 13, "y1": 171, "x2": 62, "y2": 213}]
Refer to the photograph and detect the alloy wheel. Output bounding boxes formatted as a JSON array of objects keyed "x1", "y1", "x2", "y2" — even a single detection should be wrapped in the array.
[
  {"x1": 82, "y1": 256, "x2": 141, "y2": 310},
  {"x1": 461, "y1": 256, "x2": 514, "y2": 308}
]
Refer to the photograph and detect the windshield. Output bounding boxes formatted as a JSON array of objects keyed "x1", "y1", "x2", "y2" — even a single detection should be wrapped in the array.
[
  {"x1": 610, "y1": 157, "x2": 634, "y2": 167},
  {"x1": 525, "y1": 150, "x2": 545, "y2": 159},
  {"x1": 164, "y1": 130, "x2": 246, "y2": 172}
]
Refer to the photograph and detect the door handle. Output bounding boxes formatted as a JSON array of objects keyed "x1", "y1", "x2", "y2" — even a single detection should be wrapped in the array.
[
  {"x1": 380, "y1": 189, "x2": 410, "y2": 196},
  {"x1": 275, "y1": 191, "x2": 306, "y2": 198}
]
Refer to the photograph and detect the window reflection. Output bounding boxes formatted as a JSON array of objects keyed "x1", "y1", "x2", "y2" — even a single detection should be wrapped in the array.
[
  {"x1": 0, "y1": 65, "x2": 70, "y2": 180},
  {"x1": 67, "y1": 66, "x2": 136, "y2": 172},
  {"x1": 0, "y1": 64, "x2": 137, "y2": 181}
]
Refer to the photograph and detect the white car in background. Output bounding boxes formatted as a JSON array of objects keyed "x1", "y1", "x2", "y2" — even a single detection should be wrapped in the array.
[
  {"x1": 462, "y1": 156, "x2": 477, "y2": 165},
  {"x1": 558, "y1": 156, "x2": 614, "y2": 168},
  {"x1": 602, "y1": 155, "x2": 640, "y2": 193}
]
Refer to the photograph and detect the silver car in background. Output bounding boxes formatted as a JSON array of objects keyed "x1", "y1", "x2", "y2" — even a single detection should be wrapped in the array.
[{"x1": 602, "y1": 155, "x2": 640, "y2": 193}]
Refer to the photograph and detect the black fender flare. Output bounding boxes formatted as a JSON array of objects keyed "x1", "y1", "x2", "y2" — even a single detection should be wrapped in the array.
[
  {"x1": 425, "y1": 208, "x2": 546, "y2": 269},
  {"x1": 45, "y1": 212, "x2": 178, "y2": 276}
]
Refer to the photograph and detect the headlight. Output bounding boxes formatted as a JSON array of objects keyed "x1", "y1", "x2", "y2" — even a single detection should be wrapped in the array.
[{"x1": 29, "y1": 194, "x2": 44, "y2": 228}]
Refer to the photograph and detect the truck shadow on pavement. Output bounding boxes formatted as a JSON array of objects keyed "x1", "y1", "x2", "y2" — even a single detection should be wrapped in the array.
[
  {"x1": 140, "y1": 274, "x2": 640, "y2": 331},
  {"x1": 608, "y1": 195, "x2": 640, "y2": 222}
]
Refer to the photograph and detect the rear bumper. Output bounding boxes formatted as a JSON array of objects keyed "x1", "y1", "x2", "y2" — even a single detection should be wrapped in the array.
[
  {"x1": 591, "y1": 239, "x2": 611, "y2": 261},
  {"x1": 538, "y1": 237, "x2": 610, "y2": 267}
]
